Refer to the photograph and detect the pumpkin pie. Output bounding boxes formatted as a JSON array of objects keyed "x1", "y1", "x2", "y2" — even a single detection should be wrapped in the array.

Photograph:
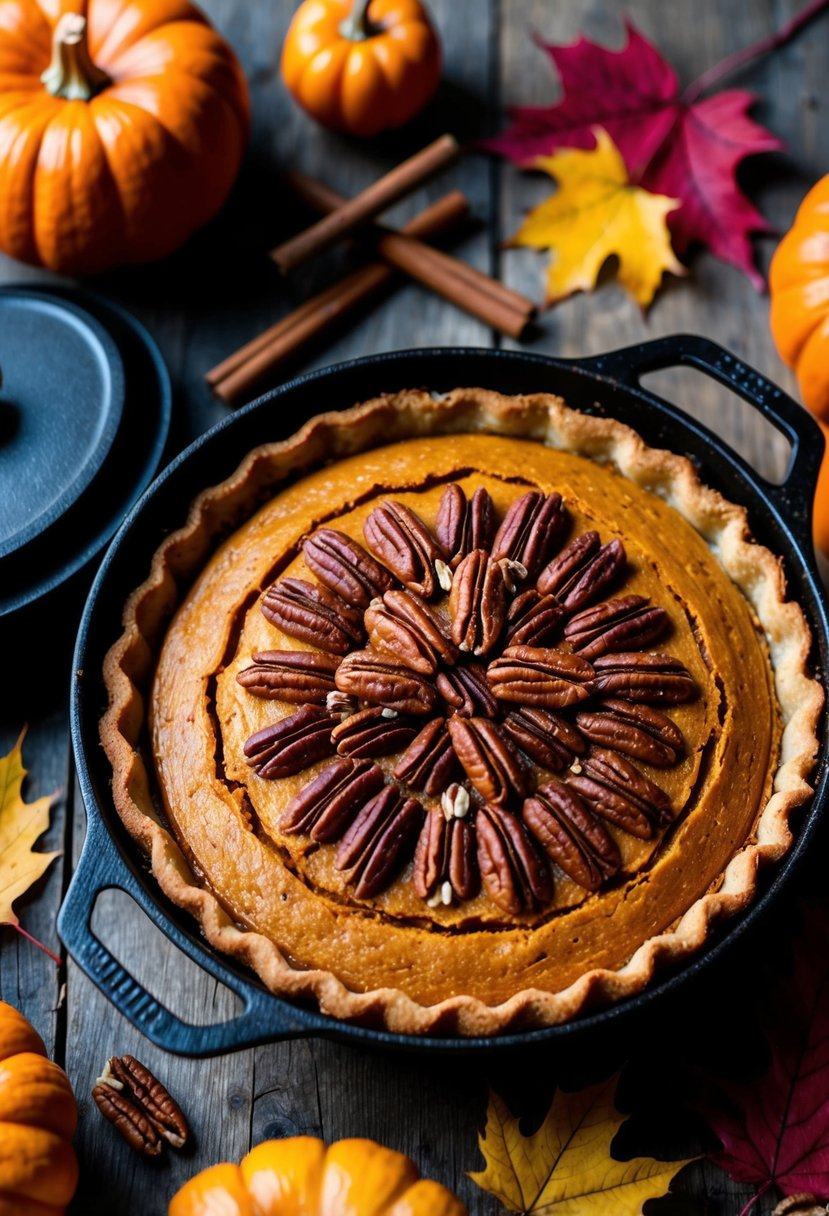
[{"x1": 101, "y1": 388, "x2": 823, "y2": 1035}]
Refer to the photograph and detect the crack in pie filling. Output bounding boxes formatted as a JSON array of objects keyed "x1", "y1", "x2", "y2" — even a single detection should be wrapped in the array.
[{"x1": 102, "y1": 388, "x2": 823, "y2": 1035}]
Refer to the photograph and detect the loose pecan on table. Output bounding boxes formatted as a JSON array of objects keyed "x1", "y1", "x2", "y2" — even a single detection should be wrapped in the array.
[
  {"x1": 237, "y1": 649, "x2": 340, "y2": 702},
  {"x1": 92, "y1": 1056, "x2": 188, "y2": 1158},
  {"x1": 522, "y1": 780, "x2": 621, "y2": 891}
]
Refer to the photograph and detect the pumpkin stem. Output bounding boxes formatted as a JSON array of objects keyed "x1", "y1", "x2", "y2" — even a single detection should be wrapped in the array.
[
  {"x1": 339, "y1": 0, "x2": 378, "y2": 41},
  {"x1": 41, "y1": 13, "x2": 110, "y2": 101}
]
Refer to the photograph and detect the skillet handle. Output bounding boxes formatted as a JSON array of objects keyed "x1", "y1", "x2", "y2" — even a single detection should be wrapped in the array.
[
  {"x1": 580, "y1": 334, "x2": 824, "y2": 537},
  {"x1": 58, "y1": 812, "x2": 311, "y2": 1056}
]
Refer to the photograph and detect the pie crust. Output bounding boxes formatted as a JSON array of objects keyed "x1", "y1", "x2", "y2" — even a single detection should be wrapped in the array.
[{"x1": 101, "y1": 388, "x2": 823, "y2": 1035}]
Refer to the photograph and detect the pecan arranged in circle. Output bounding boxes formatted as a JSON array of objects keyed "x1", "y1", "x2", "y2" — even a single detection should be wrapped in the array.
[{"x1": 241, "y1": 482, "x2": 698, "y2": 912}]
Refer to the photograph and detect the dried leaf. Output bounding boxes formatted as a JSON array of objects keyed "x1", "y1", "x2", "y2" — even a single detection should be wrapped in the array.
[
  {"x1": 509, "y1": 128, "x2": 683, "y2": 308},
  {"x1": 470, "y1": 1074, "x2": 694, "y2": 1214},
  {"x1": 0, "y1": 732, "x2": 60, "y2": 927}
]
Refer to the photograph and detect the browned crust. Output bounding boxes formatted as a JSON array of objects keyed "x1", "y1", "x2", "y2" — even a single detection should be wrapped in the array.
[{"x1": 100, "y1": 388, "x2": 824, "y2": 1035}]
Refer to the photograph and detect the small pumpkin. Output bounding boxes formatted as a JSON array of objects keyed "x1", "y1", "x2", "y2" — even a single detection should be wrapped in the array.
[
  {"x1": 0, "y1": 0, "x2": 250, "y2": 274},
  {"x1": 0, "y1": 1000, "x2": 79, "y2": 1215},
  {"x1": 769, "y1": 173, "x2": 829, "y2": 419},
  {"x1": 281, "y1": 0, "x2": 441, "y2": 138},
  {"x1": 168, "y1": 1135, "x2": 467, "y2": 1216}
]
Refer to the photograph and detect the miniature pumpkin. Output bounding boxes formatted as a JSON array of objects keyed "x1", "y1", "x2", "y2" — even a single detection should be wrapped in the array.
[
  {"x1": 0, "y1": 0, "x2": 250, "y2": 274},
  {"x1": 281, "y1": 0, "x2": 441, "y2": 138},
  {"x1": 168, "y1": 1135, "x2": 467, "y2": 1216},
  {"x1": 814, "y1": 419, "x2": 829, "y2": 559},
  {"x1": 769, "y1": 173, "x2": 829, "y2": 419},
  {"x1": 0, "y1": 1000, "x2": 78, "y2": 1215}
]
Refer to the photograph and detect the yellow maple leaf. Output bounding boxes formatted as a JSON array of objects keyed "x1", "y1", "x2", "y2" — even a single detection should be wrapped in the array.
[
  {"x1": 469, "y1": 1075, "x2": 695, "y2": 1215},
  {"x1": 0, "y1": 732, "x2": 60, "y2": 927},
  {"x1": 509, "y1": 127, "x2": 684, "y2": 308}
]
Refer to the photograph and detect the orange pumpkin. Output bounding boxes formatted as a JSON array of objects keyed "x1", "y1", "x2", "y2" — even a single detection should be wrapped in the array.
[
  {"x1": 281, "y1": 0, "x2": 441, "y2": 138},
  {"x1": 769, "y1": 173, "x2": 829, "y2": 419},
  {"x1": 168, "y1": 1135, "x2": 467, "y2": 1216},
  {"x1": 0, "y1": 0, "x2": 250, "y2": 274},
  {"x1": 0, "y1": 1000, "x2": 79, "y2": 1216},
  {"x1": 814, "y1": 419, "x2": 829, "y2": 559}
]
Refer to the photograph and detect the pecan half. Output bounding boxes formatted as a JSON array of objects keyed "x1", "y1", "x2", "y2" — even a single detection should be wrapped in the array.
[
  {"x1": 437, "y1": 663, "x2": 498, "y2": 718},
  {"x1": 93, "y1": 1056, "x2": 188, "y2": 1157},
  {"x1": 476, "y1": 802, "x2": 553, "y2": 915},
  {"x1": 335, "y1": 648, "x2": 438, "y2": 715},
  {"x1": 564, "y1": 595, "x2": 669, "y2": 659},
  {"x1": 502, "y1": 706, "x2": 587, "y2": 772},
  {"x1": 491, "y1": 491, "x2": 567, "y2": 579},
  {"x1": 435, "y1": 484, "x2": 496, "y2": 568},
  {"x1": 331, "y1": 706, "x2": 418, "y2": 758},
  {"x1": 303, "y1": 527, "x2": 393, "y2": 609},
  {"x1": 568, "y1": 748, "x2": 671, "y2": 838},
  {"x1": 393, "y1": 717, "x2": 461, "y2": 797},
  {"x1": 591, "y1": 651, "x2": 697, "y2": 704},
  {"x1": 505, "y1": 588, "x2": 566, "y2": 647},
  {"x1": 365, "y1": 589, "x2": 456, "y2": 674},
  {"x1": 262, "y1": 577, "x2": 363, "y2": 656},
  {"x1": 575, "y1": 700, "x2": 683, "y2": 766},
  {"x1": 335, "y1": 786, "x2": 424, "y2": 898},
  {"x1": 441, "y1": 782, "x2": 471, "y2": 819},
  {"x1": 413, "y1": 809, "x2": 479, "y2": 904},
  {"x1": 327, "y1": 690, "x2": 359, "y2": 717},
  {"x1": 363, "y1": 499, "x2": 446, "y2": 597},
  {"x1": 449, "y1": 549, "x2": 507, "y2": 656},
  {"x1": 281, "y1": 757, "x2": 384, "y2": 840},
  {"x1": 487, "y1": 645, "x2": 595, "y2": 709},
  {"x1": 523, "y1": 780, "x2": 621, "y2": 891},
  {"x1": 447, "y1": 716, "x2": 527, "y2": 805},
  {"x1": 244, "y1": 704, "x2": 337, "y2": 778},
  {"x1": 536, "y1": 532, "x2": 626, "y2": 612},
  {"x1": 236, "y1": 650, "x2": 340, "y2": 703}
]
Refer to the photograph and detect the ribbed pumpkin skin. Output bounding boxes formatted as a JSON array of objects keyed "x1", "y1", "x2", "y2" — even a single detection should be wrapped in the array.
[
  {"x1": 0, "y1": 0, "x2": 250, "y2": 273},
  {"x1": 280, "y1": 0, "x2": 441, "y2": 138},
  {"x1": 770, "y1": 174, "x2": 829, "y2": 419},
  {"x1": 168, "y1": 1135, "x2": 467, "y2": 1216},
  {"x1": 0, "y1": 1001, "x2": 78, "y2": 1214}
]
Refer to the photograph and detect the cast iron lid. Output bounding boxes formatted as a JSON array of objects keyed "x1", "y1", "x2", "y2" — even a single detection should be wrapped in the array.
[{"x1": 0, "y1": 285, "x2": 171, "y2": 618}]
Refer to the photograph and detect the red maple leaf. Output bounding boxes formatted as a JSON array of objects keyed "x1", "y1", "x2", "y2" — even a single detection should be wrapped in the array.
[
  {"x1": 703, "y1": 902, "x2": 829, "y2": 1214},
  {"x1": 483, "y1": 10, "x2": 827, "y2": 288}
]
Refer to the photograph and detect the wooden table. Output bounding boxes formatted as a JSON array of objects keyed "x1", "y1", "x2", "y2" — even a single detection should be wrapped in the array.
[{"x1": 1, "y1": 2, "x2": 825, "y2": 1212}]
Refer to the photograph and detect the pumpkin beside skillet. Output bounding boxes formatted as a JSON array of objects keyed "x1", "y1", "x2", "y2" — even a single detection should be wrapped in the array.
[{"x1": 0, "y1": 0, "x2": 250, "y2": 273}]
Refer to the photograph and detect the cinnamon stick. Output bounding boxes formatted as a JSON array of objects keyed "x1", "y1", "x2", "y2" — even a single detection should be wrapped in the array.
[
  {"x1": 208, "y1": 191, "x2": 470, "y2": 405},
  {"x1": 270, "y1": 134, "x2": 460, "y2": 274},
  {"x1": 288, "y1": 171, "x2": 536, "y2": 338}
]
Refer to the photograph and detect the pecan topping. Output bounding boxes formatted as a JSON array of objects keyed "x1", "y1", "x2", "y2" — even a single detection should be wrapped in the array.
[
  {"x1": 505, "y1": 588, "x2": 566, "y2": 647},
  {"x1": 491, "y1": 491, "x2": 567, "y2": 579},
  {"x1": 332, "y1": 706, "x2": 418, "y2": 759},
  {"x1": 413, "y1": 809, "x2": 478, "y2": 904},
  {"x1": 487, "y1": 645, "x2": 595, "y2": 709},
  {"x1": 441, "y1": 781, "x2": 471, "y2": 819},
  {"x1": 476, "y1": 802, "x2": 553, "y2": 915},
  {"x1": 393, "y1": 717, "x2": 460, "y2": 797},
  {"x1": 237, "y1": 650, "x2": 340, "y2": 702},
  {"x1": 363, "y1": 500, "x2": 445, "y2": 597},
  {"x1": 522, "y1": 781, "x2": 620, "y2": 891},
  {"x1": 281, "y1": 757, "x2": 384, "y2": 841},
  {"x1": 262, "y1": 577, "x2": 363, "y2": 655},
  {"x1": 568, "y1": 748, "x2": 672, "y2": 838},
  {"x1": 447, "y1": 716, "x2": 528, "y2": 805},
  {"x1": 244, "y1": 704, "x2": 337, "y2": 779},
  {"x1": 437, "y1": 662, "x2": 498, "y2": 718},
  {"x1": 575, "y1": 700, "x2": 683, "y2": 766},
  {"x1": 335, "y1": 786, "x2": 424, "y2": 898},
  {"x1": 93, "y1": 1056, "x2": 188, "y2": 1157},
  {"x1": 327, "y1": 690, "x2": 359, "y2": 717},
  {"x1": 502, "y1": 706, "x2": 586, "y2": 772},
  {"x1": 303, "y1": 527, "x2": 393, "y2": 609},
  {"x1": 335, "y1": 648, "x2": 439, "y2": 715},
  {"x1": 591, "y1": 651, "x2": 697, "y2": 704},
  {"x1": 449, "y1": 549, "x2": 507, "y2": 656},
  {"x1": 436, "y1": 484, "x2": 496, "y2": 568},
  {"x1": 537, "y1": 532, "x2": 626, "y2": 612},
  {"x1": 564, "y1": 596, "x2": 669, "y2": 659},
  {"x1": 365, "y1": 589, "x2": 456, "y2": 674}
]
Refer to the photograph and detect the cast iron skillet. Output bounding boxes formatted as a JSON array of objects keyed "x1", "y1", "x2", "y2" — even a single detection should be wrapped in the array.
[{"x1": 59, "y1": 335, "x2": 829, "y2": 1057}]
